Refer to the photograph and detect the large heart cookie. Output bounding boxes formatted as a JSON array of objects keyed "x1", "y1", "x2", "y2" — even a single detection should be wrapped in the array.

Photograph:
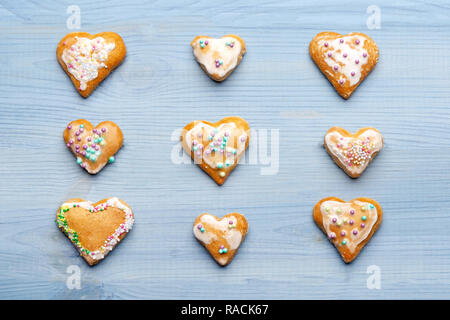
[
  {"x1": 324, "y1": 127, "x2": 383, "y2": 178},
  {"x1": 313, "y1": 197, "x2": 382, "y2": 263},
  {"x1": 191, "y1": 35, "x2": 246, "y2": 81},
  {"x1": 57, "y1": 32, "x2": 126, "y2": 98},
  {"x1": 63, "y1": 119, "x2": 123, "y2": 174},
  {"x1": 56, "y1": 197, "x2": 135, "y2": 266},
  {"x1": 180, "y1": 116, "x2": 250, "y2": 185},
  {"x1": 309, "y1": 32, "x2": 379, "y2": 99},
  {"x1": 193, "y1": 213, "x2": 248, "y2": 266}
]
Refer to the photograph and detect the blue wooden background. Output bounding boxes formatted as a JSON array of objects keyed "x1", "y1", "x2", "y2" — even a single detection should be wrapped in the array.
[{"x1": 0, "y1": 0, "x2": 449, "y2": 300}]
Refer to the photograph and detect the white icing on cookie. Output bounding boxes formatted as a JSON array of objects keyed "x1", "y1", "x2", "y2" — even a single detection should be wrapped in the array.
[
  {"x1": 193, "y1": 214, "x2": 242, "y2": 250},
  {"x1": 325, "y1": 129, "x2": 383, "y2": 176},
  {"x1": 184, "y1": 122, "x2": 248, "y2": 172},
  {"x1": 62, "y1": 37, "x2": 115, "y2": 90},
  {"x1": 320, "y1": 35, "x2": 368, "y2": 86},
  {"x1": 320, "y1": 200, "x2": 377, "y2": 253},
  {"x1": 59, "y1": 197, "x2": 134, "y2": 260},
  {"x1": 192, "y1": 37, "x2": 243, "y2": 78},
  {"x1": 66, "y1": 122, "x2": 113, "y2": 174}
]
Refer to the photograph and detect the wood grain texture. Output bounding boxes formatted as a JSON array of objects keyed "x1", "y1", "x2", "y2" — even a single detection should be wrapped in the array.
[{"x1": 1, "y1": 0, "x2": 450, "y2": 299}]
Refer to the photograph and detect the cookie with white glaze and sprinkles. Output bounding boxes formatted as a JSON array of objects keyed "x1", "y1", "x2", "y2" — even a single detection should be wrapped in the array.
[
  {"x1": 313, "y1": 197, "x2": 382, "y2": 263},
  {"x1": 180, "y1": 116, "x2": 250, "y2": 185},
  {"x1": 309, "y1": 32, "x2": 379, "y2": 99},
  {"x1": 57, "y1": 32, "x2": 126, "y2": 98},
  {"x1": 193, "y1": 213, "x2": 248, "y2": 266},
  {"x1": 191, "y1": 35, "x2": 246, "y2": 81},
  {"x1": 63, "y1": 119, "x2": 123, "y2": 174},
  {"x1": 324, "y1": 127, "x2": 383, "y2": 178},
  {"x1": 56, "y1": 197, "x2": 135, "y2": 266}
]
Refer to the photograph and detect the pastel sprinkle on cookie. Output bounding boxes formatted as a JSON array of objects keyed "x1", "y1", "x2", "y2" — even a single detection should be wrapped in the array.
[
  {"x1": 180, "y1": 116, "x2": 250, "y2": 185},
  {"x1": 191, "y1": 35, "x2": 246, "y2": 82},
  {"x1": 57, "y1": 32, "x2": 126, "y2": 98},
  {"x1": 313, "y1": 197, "x2": 383, "y2": 263},
  {"x1": 324, "y1": 127, "x2": 383, "y2": 178},
  {"x1": 63, "y1": 119, "x2": 123, "y2": 174},
  {"x1": 56, "y1": 197, "x2": 135, "y2": 266},
  {"x1": 193, "y1": 213, "x2": 248, "y2": 266},
  {"x1": 309, "y1": 32, "x2": 379, "y2": 99}
]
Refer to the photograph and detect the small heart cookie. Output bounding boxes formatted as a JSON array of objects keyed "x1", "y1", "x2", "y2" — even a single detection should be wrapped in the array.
[
  {"x1": 57, "y1": 32, "x2": 126, "y2": 98},
  {"x1": 313, "y1": 197, "x2": 382, "y2": 263},
  {"x1": 309, "y1": 32, "x2": 379, "y2": 99},
  {"x1": 63, "y1": 119, "x2": 123, "y2": 174},
  {"x1": 193, "y1": 213, "x2": 248, "y2": 266},
  {"x1": 191, "y1": 35, "x2": 246, "y2": 81},
  {"x1": 56, "y1": 197, "x2": 135, "y2": 266},
  {"x1": 324, "y1": 127, "x2": 383, "y2": 178},
  {"x1": 180, "y1": 116, "x2": 250, "y2": 185}
]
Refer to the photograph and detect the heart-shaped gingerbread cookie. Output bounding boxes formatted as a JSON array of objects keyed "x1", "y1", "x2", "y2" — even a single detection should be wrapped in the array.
[
  {"x1": 324, "y1": 127, "x2": 383, "y2": 178},
  {"x1": 180, "y1": 117, "x2": 250, "y2": 185},
  {"x1": 191, "y1": 35, "x2": 246, "y2": 81},
  {"x1": 56, "y1": 197, "x2": 134, "y2": 266},
  {"x1": 309, "y1": 32, "x2": 379, "y2": 99},
  {"x1": 57, "y1": 32, "x2": 126, "y2": 98},
  {"x1": 313, "y1": 197, "x2": 382, "y2": 263},
  {"x1": 63, "y1": 119, "x2": 123, "y2": 174},
  {"x1": 193, "y1": 213, "x2": 248, "y2": 266}
]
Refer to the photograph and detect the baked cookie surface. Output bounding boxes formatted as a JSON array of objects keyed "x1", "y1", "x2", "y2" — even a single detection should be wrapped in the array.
[
  {"x1": 313, "y1": 197, "x2": 382, "y2": 263},
  {"x1": 57, "y1": 32, "x2": 126, "y2": 97},
  {"x1": 191, "y1": 35, "x2": 246, "y2": 81},
  {"x1": 193, "y1": 213, "x2": 248, "y2": 266},
  {"x1": 309, "y1": 32, "x2": 379, "y2": 99},
  {"x1": 324, "y1": 127, "x2": 383, "y2": 178},
  {"x1": 63, "y1": 119, "x2": 123, "y2": 174},
  {"x1": 180, "y1": 116, "x2": 250, "y2": 185},
  {"x1": 56, "y1": 197, "x2": 135, "y2": 266}
]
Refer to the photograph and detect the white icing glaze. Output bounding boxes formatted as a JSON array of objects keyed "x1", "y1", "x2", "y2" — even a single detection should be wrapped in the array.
[
  {"x1": 184, "y1": 122, "x2": 248, "y2": 172},
  {"x1": 320, "y1": 35, "x2": 368, "y2": 86},
  {"x1": 192, "y1": 37, "x2": 242, "y2": 78},
  {"x1": 320, "y1": 200, "x2": 378, "y2": 253},
  {"x1": 66, "y1": 122, "x2": 112, "y2": 174},
  {"x1": 325, "y1": 129, "x2": 382, "y2": 176},
  {"x1": 59, "y1": 197, "x2": 134, "y2": 260},
  {"x1": 193, "y1": 214, "x2": 242, "y2": 250},
  {"x1": 62, "y1": 37, "x2": 115, "y2": 90}
]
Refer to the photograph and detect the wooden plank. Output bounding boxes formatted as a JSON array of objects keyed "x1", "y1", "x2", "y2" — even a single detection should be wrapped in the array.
[{"x1": 0, "y1": 0, "x2": 449, "y2": 299}]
